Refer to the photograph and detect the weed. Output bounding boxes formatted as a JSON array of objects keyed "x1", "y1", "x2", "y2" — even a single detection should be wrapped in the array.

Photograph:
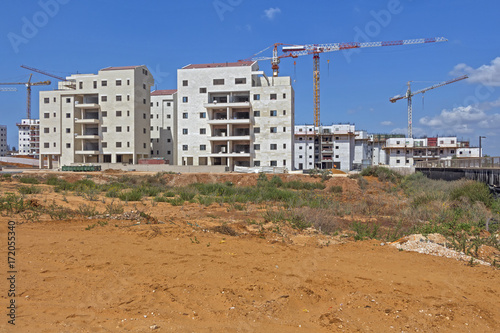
[
  {"x1": 105, "y1": 201, "x2": 124, "y2": 215},
  {"x1": 361, "y1": 166, "x2": 401, "y2": 183},
  {"x1": 18, "y1": 176, "x2": 40, "y2": 184},
  {"x1": 45, "y1": 202, "x2": 73, "y2": 220},
  {"x1": 212, "y1": 224, "x2": 238, "y2": 236},
  {"x1": 85, "y1": 224, "x2": 97, "y2": 230},
  {"x1": 118, "y1": 189, "x2": 143, "y2": 201},
  {"x1": 77, "y1": 203, "x2": 99, "y2": 217},
  {"x1": 351, "y1": 221, "x2": 380, "y2": 241},
  {"x1": 18, "y1": 185, "x2": 42, "y2": 195},
  {"x1": 330, "y1": 186, "x2": 343, "y2": 194},
  {"x1": 190, "y1": 236, "x2": 200, "y2": 244}
]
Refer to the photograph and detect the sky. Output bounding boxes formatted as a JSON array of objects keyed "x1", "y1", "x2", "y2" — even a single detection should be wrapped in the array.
[{"x1": 0, "y1": 0, "x2": 499, "y2": 155}]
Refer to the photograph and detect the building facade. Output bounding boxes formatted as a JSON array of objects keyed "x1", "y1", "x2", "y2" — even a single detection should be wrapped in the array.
[
  {"x1": 39, "y1": 66, "x2": 154, "y2": 167},
  {"x1": 174, "y1": 61, "x2": 294, "y2": 169},
  {"x1": 384, "y1": 136, "x2": 479, "y2": 167},
  {"x1": 0, "y1": 125, "x2": 7, "y2": 157},
  {"x1": 293, "y1": 124, "x2": 358, "y2": 171},
  {"x1": 150, "y1": 89, "x2": 177, "y2": 164},
  {"x1": 16, "y1": 119, "x2": 40, "y2": 157}
]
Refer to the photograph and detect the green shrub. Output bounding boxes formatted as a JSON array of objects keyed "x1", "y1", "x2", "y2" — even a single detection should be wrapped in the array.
[
  {"x1": 18, "y1": 185, "x2": 41, "y2": 195},
  {"x1": 361, "y1": 166, "x2": 401, "y2": 183},
  {"x1": 77, "y1": 203, "x2": 99, "y2": 217},
  {"x1": 330, "y1": 186, "x2": 343, "y2": 193},
  {"x1": 19, "y1": 176, "x2": 40, "y2": 184},
  {"x1": 449, "y1": 181, "x2": 493, "y2": 207},
  {"x1": 351, "y1": 221, "x2": 380, "y2": 241},
  {"x1": 118, "y1": 189, "x2": 143, "y2": 201}
]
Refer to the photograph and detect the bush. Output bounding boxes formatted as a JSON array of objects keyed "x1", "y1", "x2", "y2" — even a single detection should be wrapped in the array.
[
  {"x1": 449, "y1": 181, "x2": 493, "y2": 207},
  {"x1": 18, "y1": 185, "x2": 41, "y2": 195},
  {"x1": 361, "y1": 166, "x2": 401, "y2": 183},
  {"x1": 19, "y1": 176, "x2": 40, "y2": 184},
  {"x1": 330, "y1": 186, "x2": 343, "y2": 194},
  {"x1": 118, "y1": 189, "x2": 143, "y2": 201}
]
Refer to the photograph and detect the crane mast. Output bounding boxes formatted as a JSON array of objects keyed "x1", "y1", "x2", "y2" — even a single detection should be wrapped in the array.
[{"x1": 390, "y1": 75, "x2": 468, "y2": 138}]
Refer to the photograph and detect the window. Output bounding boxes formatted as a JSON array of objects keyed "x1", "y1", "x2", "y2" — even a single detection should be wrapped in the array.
[
  {"x1": 116, "y1": 111, "x2": 122, "y2": 117},
  {"x1": 270, "y1": 144, "x2": 277, "y2": 150},
  {"x1": 283, "y1": 160, "x2": 286, "y2": 166},
  {"x1": 254, "y1": 111, "x2": 260, "y2": 117},
  {"x1": 66, "y1": 98, "x2": 71, "y2": 103},
  {"x1": 254, "y1": 161, "x2": 260, "y2": 167},
  {"x1": 127, "y1": 126, "x2": 130, "y2": 132},
  {"x1": 270, "y1": 94, "x2": 277, "y2": 100},
  {"x1": 143, "y1": 113, "x2": 146, "y2": 119},
  {"x1": 66, "y1": 113, "x2": 70, "y2": 118},
  {"x1": 53, "y1": 142, "x2": 56, "y2": 147},
  {"x1": 283, "y1": 127, "x2": 286, "y2": 132},
  {"x1": 396, "y1": 141, "x2": 400, "y2": 144},
  {"x1": 102, "y1": 111, "x2": 107, "y2": 117},
  {"x1": 102, "y1": 80, "x2": 107, "y2": 87},
  {"x1": 127, "y1": 95, "x2": 130, "y2": 101},
  {"x1": 270, "y1": 127, "x2": 277, "y2": 133},
  {"x1": 270, "y1": 161, "x2": 277, "y2": 166},
  {"x1": 115, "y1": 79, "x2": 122, "y2": 86},
  {"x1": 143, "y1": 83, "x2": 146, "y2": 89},
  {"x1": 200, "y1": 144, "x2": 206, "y2": 151},
  {"x1": 127, "y1": 110, "x2": 130, "y2": 117},
  {"x1": 127, "y1": 79, "x2": 130, "y2": 85},
  {"x1": 44, "y1": 142, "x2": 49, "y2": 148},
  {"x1": 299, "y1": 146, "x2": 303, "y2": 150},
  {"x1": 335, "y1": 146, "x2": 339, "y2": 149},
  {"x1": 451, "y1": 150, "x2": 455, "y2": 154},
  {"x1": 254, "y1": 144, "x2": 260, "y2": 150},
  {"x1": 116, "y1": 95, "x2": 122, "y2": 101},
  {"x1": 182, "y1": 129, "x2": 188, "y2": 135},
  {"x1": 200, "y1": 112, "x2": 206, "y2": 119},
  {"x1": 397, "y1": 150, "x2": 400, "y2": 154},
  {"x1": 253, "y1": 94, "x2": 260, "y2": 101},
  {"x1": 116, "y1": 142, "x2": 122, "y2": 148},
  {"x1": 335, "y1": 155, "x2": 339, "y2": 158},
  {"x1": 254, "y1": 127, "x2": 260, "y2": 134},
  {"x1": 235, "y1": 78, "x2": 246, "y2": 84},
  {"x1": 167, "y1": 150, "x2": 171, "y2": 155},
  {"x1": 65, "y1": 128, "x2": 70, "y2": 133},
  {"x1": 199, "y1": 87, "x2": 207, "y2": 93},
  {"x1": 53, "y1": 112, "x2": 56, "y2": 117},
  {"x1": 53, "y1": 127, "x2": 56, "y2": 132},
  {"x1": 283, "y1": 93, "x2": 286, "y2": 99},
  {"x1": 79, "y1": 82, "x2": 83, "y2": 89},
  {"x1": 44, "y1": 113, "x2": 49, "y2": 118},
  {"x1": 143, "y1": 128, "x2": 146, "y2": 134},
  {"x1": 143, "y1": 143, "x2": 146, "y2": 148},
  {"x1": 150, "y1": 114, "x2": 153, "y2": 119},
  {"x1": 93, "y1": 81, "x2": 97, "y2": 89},
  {"x1": 101, "y1": 96, "x2": 107, "y2": 102},
  {"x1": 44, "y1": 98, "x2": 49, "y2": 104},
  {"x1": 167, "y1": 102, "x2": 171, "y2": 106},
  {"x1": 299, "y1": 155, "x2": 303, "y2": 158},
  {"x1": 182, "y1": 97, "x2": 188, "y2": 103},
  {"x1": 396, "y1": 159, "x2": 400, "y2": 164},
  {"x1": 182, "y1": 112, "x2": 188, "y2": 119},
  {"x1": 167, "y1": 139, "x2": 171, "y2": 142},
  {"x1": 283, "y1": 110, "x2": 287, "y2": 116},
  {"x1": 200, "y1": 128, "x2": 206, "y2": 134},
  {"x1": 182, "y1": 145, "x2": 188, "y2": 151},
  {"x1": 43, "y1": 128, "x2": 49, "y2": 133},
  {"x1": 182, "y1": 80, "x2": 188, "y2": 86},
  {"x1": 143, "y1": 99, "x2": 146, "y2": 104},
  {"x1": 116, "y1": 126, "x2": 122, "y2": 132},
  {"x1": 270, "y1": 110, "x2": 277, "y2": 116},
  {"x1": 213, "y1": 79, "x2": 224, "y2": 85},
  {"x1": 102, "y1": 142, "x2": 107, "y2": 148},
  {"x1": 283, "y1": 143, "x2": 286, "y2": 149},
  {"x1": 102, "y1": 127, "x2": 107, "y2": 133},
  {"x1": 66, "y1": 143, "x2": 71, "y2": 148}
]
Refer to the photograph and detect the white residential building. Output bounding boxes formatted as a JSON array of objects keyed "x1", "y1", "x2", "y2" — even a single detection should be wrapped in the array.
[
  {"x1": 293, "y1": 124, "x2": 357, "y2": 171},
  {"x1": 0, "y1": 125, "x2": 7, "y2": 156},
  {"x1": 16, "y1": 119, "x2": 40, "y2": 157},
  {"x1": 384, "y1": 136, "x2": 479, "y2": 167},
  {"x1": 174, "y1": 61, "x2": 294, "y2": 169},
  {"x1": 150, "y1": 89, "x2": 177, "y2": 164},
  {"x1": 39, "y1": 65, "x2": 154, "y2": 168}
]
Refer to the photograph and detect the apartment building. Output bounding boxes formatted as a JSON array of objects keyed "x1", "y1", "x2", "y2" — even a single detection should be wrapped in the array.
[
  {"x1": 16, "y1": 119, "x2": 40, "y2": 157},
  {"x1": 293, "y1": 124, "x2": 357, "y2": 171},
  {"x1": 150, "y1": 89, "x2": 177, "y2": 164},
  {"x1": 384, "y1": 136, "x2": 479, "y2": 167},
  {"x1": 39, "y1": 66, "x2": 154, "y2": 167},
  {"x1": 174, "y1": 61, "x2": 294, "y2": 169},
  {"x1": 0, "y1": 125, "x2": 7, "y2": 156}
]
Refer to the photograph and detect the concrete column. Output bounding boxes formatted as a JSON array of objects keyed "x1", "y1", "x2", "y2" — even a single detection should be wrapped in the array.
[
  {"x1": 39, "y1": 154, "x2": 44, "y2": 169},
  {"x1": 48, "y1": 155, "x2": 53, "y2": 169},
  {"x1": 133, "y1": 154, "x2": 137, "y2": 165}
]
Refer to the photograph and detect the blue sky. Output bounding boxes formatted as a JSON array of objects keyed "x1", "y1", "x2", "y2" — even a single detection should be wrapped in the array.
[{"x1": 1, "y1": 0, "x2": 499, "y2": 155}]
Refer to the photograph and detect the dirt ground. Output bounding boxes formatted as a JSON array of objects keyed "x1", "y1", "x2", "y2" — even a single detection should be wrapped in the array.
[{"x1": 0, "y1": 172, "x2": 499, "y2": 332}]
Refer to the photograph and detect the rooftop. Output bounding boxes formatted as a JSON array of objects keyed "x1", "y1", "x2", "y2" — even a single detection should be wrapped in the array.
[
  {"x1": 182, "y1": 61, "x2": 255, "y2": 70},
  {"x1": 151, "y1": 89, "x2": 177, "y2": 96},
  {"x1": 101, "y1": 66, "x2": 142, "y2": 71}
]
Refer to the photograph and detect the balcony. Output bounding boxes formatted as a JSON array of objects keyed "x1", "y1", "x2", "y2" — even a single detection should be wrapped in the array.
[
  {"x1": 204, "y1": 95, "x2": 251, "y2": 109},
  {"x1": 75, "y1": 103, "x2": 100, "y2": 109},
  {"x1": 75, "y1": 118, "x2": 99, "y2": 124}
]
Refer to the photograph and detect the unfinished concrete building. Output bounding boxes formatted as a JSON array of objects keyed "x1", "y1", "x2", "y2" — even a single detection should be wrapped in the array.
[
  {"x1": 39, "y1": 66, "x2": 154, "y2": 168},
  {"x1": 16, "y1": 119, "x2": 40, "y2": 157},
  {"x1": 0, "y1": 125, "x2": 7, "y2": 157},
  {"x1": 174, "y1": 61, "x2": 294, "y2": 169},
  {"x1": 150, "y1": 89, "x2": 177, "y2": 164}
]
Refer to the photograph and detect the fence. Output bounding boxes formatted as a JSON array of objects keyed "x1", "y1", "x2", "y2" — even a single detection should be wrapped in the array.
[{"x1": 416, "y1": 157, "x2": 500, "y2": 169}]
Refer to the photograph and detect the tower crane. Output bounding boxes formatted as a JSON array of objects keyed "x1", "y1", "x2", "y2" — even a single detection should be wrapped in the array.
[
  {"x1": 0, "y1": 88, "x2": 17, "y2": 92},
  {"x1": 242, "y1": 37, "x2": 447, "y2": 127},
  {"x1": 0, "y1": 74, "x2": 51, "y2": 119},
  {"x1": 389, "y1": 75, "x2": 468, "y2": 138},
  {"x1": 21, "y1": 65, "x2": 67, "y2": 81}
]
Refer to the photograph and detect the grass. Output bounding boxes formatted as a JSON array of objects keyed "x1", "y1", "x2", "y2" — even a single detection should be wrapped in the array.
[
  {"x1": 18, "y1": 176, "x2": 40, "y2": 184},
  {"x1": 18, "y1": 185, "x2": 42, "y2": 195}
]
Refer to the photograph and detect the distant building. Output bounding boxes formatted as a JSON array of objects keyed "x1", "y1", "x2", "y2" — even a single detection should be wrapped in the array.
[
  {"x1": 39, "y1": 65, "x2": 154, "y2": 168},
  {"x1": 383, "y1": 136, "x2": 480, "y2": 167},
  {"x1": 0, "y1": 125, "x2": 7, "y2": 157},
  {"x1": 16, "y1": 119, "x2": 40, "y2": 158},
  {"x1": 150, "y1": 89, "x2": 177, "y2": 164}
]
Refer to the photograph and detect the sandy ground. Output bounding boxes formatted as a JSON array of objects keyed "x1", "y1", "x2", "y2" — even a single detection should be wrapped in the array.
[{"x1": 0, "y1": 172, "x2": 499, "y2": 332}]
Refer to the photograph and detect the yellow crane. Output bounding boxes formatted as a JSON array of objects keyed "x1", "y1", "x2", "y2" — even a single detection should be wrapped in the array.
[{"x1": 0, "y1": 74, "x2": 50, "y2": 119}]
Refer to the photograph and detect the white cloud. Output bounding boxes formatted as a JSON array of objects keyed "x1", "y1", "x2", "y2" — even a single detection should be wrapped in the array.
[
  {"x1": 263, "y1": 7, "x2": 281, "y2": 20},
  {"x1": 450, "y1": 57, "x2": 500, "y2": 86},
  {"x1": 419, "y1": 105, "x2": 500, "y2": 134},
  {"x1": 380, "y1": 121, "x2": 393, "y2": 126}
]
